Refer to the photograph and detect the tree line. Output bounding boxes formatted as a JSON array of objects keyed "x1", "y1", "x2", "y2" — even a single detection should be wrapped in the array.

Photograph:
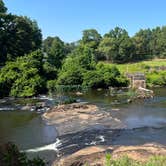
[{"x1": 0, "y1": 0, "x2": 165, "y2": 97}]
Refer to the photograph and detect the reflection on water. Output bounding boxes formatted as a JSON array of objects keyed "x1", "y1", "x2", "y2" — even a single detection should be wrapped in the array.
[
  {"x1": 0, "y1": 111, "x2": 57, "y2": 150},
  {"x1": 73, "y1": 88, "x2": 166, "y2": 129}
]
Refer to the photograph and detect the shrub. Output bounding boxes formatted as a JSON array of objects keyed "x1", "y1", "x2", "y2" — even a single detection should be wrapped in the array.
[
  {"x1": 47, "y1": 80, "x2": 57, "y2": 92},
  {"x1": 0, "y1": 50, "x2": 45, "y2": 97},
  {"x1": 83, "y1": 70, "x2": 105, "y2": 88},
  {"x1": 82, "y1": 63, "x2": 129, "y2": 89},
  {"x1": 146, "y1": 71, "x2": 166, "y2": 87}
]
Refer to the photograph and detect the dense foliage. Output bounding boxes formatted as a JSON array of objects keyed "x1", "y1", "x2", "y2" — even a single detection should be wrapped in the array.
[
  {"x1": 0, "y1": 142, "x2": 46, "y2": 166},
  {"x1": 0, "y1": 50, "x2": 45, "y2": 97},
  {"x1": 0, "y1": 0, "x2": 165, "y2": 97},
  {"x1": 0, "y1": 1, "x2": 42, "y2": 65},
  {"x1": 83, "y1": 63, "x2": 129, "y2": 88},
  {"x1": 0, "y1": 0, "x2": 7, "y2": 13}
]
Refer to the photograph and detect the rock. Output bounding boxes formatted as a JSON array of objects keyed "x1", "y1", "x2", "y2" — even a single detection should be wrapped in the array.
[
  {"x1": 111, "y1": 108, "x2": 120, "y2": 111},
  {"x1": 20, "y1": 105, "x2": 32, "y2": 111},
  {"x1": 54, "y1": 143, "x2": 166, "y2": 166},
  {"x1": 42, "y1": 103, "x2": 124, "y2": 136},
  {"x1": 76, "y1": 92, "x2": 83, "y2": 96},
  {"x1": 127, "y1": 99, "x2": 132, "y2": 103}
]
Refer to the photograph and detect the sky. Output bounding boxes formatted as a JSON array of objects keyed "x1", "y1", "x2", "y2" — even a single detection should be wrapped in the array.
[{"x1": 3, "y1": 0, "x2": 166, "y2": 42}]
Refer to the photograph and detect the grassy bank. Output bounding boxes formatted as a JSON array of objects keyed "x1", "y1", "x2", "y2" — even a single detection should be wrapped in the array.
[
  {"x1": 106, "y1": 59, "x2": 166, "y2": 73},
  {"x1": 104, "y1": 59, "x2": 166, "y2": 87}
]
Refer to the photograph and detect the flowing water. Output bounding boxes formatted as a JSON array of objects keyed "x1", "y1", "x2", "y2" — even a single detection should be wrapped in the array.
[{"x1": 0, "y1": 88, "x2": 165, "y2": 164}]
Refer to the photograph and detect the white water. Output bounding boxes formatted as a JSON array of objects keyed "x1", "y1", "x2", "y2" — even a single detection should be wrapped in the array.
[
  {"x1": 25, "y1": 138, "x2": 62, "y2": 153},
  {"x1": 38, "y1": 95, "x2": 54, "y2": 101},
  {"x1": 85, "y1": 135, "x2": 105, "y2": 145},
  {"x1": 99, "y1": 135, "x2": 105, "y2": 142}
]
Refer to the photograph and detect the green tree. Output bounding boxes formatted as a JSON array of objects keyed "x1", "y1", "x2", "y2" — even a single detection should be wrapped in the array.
[
  {"x1": 99, "y1": 27, "x2": 135, "y2": 63},
  {"x1": 133, "y1": 28, "x2": 152, "y2": 60},
  {"x1": 0, "y1": 13, "x2": 42, "y2": 64},
  {"x1": 43, "y1": 36, "x2": 66, "y2": 68},
  {"x1": 104, "y1": 27, "x2": 128, "y2": 39},
  {"x1": 0, "y1": 0, "x2": 7, "y2": 13},
  {"x1": 0, "y1": 50, "x2": 45, "y2": 97},
  {"x1": 43, "y1": 36, "x2": 67, "y2": 81},
  {"x1": 98, "y1": 37, "x2": 117, "y2": 61},
  {"x1": 56, "y1": 56, "x2": 84, "y2": 85},
  {"x1": 83, "y1": 63, "x2": 129, "y2": 88},
  {"x1": 81, "y1": 29, "x2": 102, "y2": 49},
  {"x1": 151, "y1": 26, "x2": 166, "y2": 58},
  {"x1": 56, "y1": 46, "x2": 96, "y2": 86}
]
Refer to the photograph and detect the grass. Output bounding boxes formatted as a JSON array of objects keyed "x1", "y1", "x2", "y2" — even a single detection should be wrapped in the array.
[
  {"x1": 105, "y1": 155, "x2": 166, "y2": 166},
  {"x1": 84, "y1": 154, "x2": 166, "y2": 166},
  {"x1": 103, "y1": 59, "x2": 166, "y2": 87},
  {"x1": 105, "y1": 59, "x2": 166, "y2": 74}
]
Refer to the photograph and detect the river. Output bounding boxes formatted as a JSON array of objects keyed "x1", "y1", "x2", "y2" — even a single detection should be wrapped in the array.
[{"x1": 0, "y1": 87, "x2": 165, "y2": 165}]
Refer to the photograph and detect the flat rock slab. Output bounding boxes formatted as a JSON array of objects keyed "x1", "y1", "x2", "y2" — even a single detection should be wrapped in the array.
[{"x1": 42, "y1": 103, "x2": 124, "y2": 136}]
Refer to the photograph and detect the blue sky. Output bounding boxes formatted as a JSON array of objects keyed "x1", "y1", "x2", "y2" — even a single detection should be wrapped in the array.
[{"x1": 4, "y1": 0, "x2": 166, "y2": 42}]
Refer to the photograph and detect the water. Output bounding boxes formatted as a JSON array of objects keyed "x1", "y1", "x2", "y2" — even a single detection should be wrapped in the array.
[
  {"x1": 0, "y1": 111, "x2": 57, "y2": 149},
  {"x1": 0, "y1": 88, "x2": 165, "y2": 164}
]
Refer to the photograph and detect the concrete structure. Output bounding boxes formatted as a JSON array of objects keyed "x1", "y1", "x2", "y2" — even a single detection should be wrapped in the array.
[{"x1": 126, "y1": 73, "x2": 146, "y2": 89}]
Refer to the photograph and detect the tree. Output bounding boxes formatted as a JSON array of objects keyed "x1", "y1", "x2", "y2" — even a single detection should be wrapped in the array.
[
  {"x1": 43, "y1": 36, "x2": 66, "y2": 68},
  {"x1": 56, "y1": 56, "x2": 84, "y2": 85},
  {"x1": 104, "y1": 27, "x2": 128, "y2": 39},
  {"x1": 150, "y1": 26, "x2": 166, "y2": 58},
  {"x1": 81, "y1": 29, "x2": 102, "y2": 49},
  {"x1": 0, "y1": 0, "x2": 7, "y2": 13},
  {"x1": 82, "y1": 70, "x2": 105, "y2": 88},
  {"x1": 83, "y1": 62, "x2": 129, "y2": 88},
  {"x1": 69, "y1": 45, "x2": 96, "y2": 70},
  {"x1": 43, "y1": 36, "x2": 67, "y2": 81},
  {"x1": 99, "y1": 27, "x2": 135, "y2": 63},
  {"x1": 56, "y1": 45, "x2": 96, "y2": 86},
  {"x1": 0, "y1": 50, "x2": 45, "y2": 97},
  {"x1": 133, "y1": 28, "x2": 152, "y2": 60},
  {"x1": 98, "y1": 37, "x2": 117, "y2": 61},
  {"x1": 0, "y1": 14, "x2": 42, "y2": 64}
]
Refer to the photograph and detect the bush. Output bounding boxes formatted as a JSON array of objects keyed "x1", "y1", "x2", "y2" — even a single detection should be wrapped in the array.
[
  {"x1": 10, "y1": 75, "x2": 44, "y2": 97},
  {"x1": 0, "y1": 50, "x2": 45, "y2": 97},
  {"x1": 82, "y1": 63, "x2": 129, "y2": 89},
  {"x1": 47, "y1": 80, "x2": 57, "y2": 92},
  {"x1": 146, "y1": 71, "x2": 166, "y2": 87},
  {"x1": 83, "y1": 70, "x2": 105, "y2": 88},
  {"x1": 57, "y1": 68, "x2": 83, "y2": 86},
  {"x1": 56, "y1": 56, "x2": 84, "y2": 86}
]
